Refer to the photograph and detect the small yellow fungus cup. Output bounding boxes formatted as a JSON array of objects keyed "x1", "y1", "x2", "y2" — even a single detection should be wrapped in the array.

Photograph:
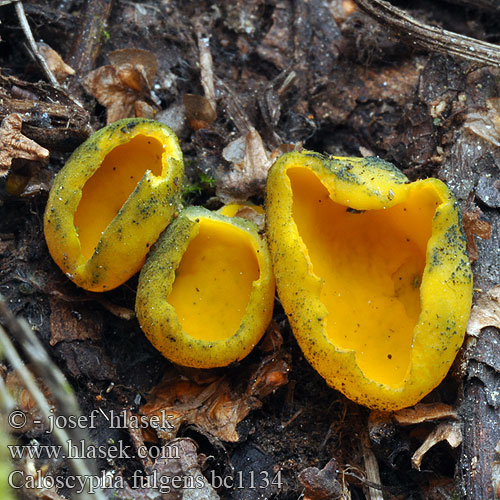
[
  {"x1": 136, "y1": 206, "x2": 275, "y2": 368},
  {"x1": 266, "y1": 151, "x2": 473, "y2": 411},
  {"x1": 44, "y1": 118, "x2": 183, "y2": 291}
]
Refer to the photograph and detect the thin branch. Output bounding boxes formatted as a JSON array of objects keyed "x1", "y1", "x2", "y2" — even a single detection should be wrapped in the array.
[
  {"x1": 195, "y1": 19, "x2": 217, "y2": 115},
  {"x1": 13, "y1": 1, "x2": 60, "y2": 87},
  {"x1": 353, "y1": 0, "x2": 500, "y2": 67}
]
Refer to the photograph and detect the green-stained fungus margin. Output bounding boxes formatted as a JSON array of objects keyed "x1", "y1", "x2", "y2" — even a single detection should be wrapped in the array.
[
  {"x1": 266, "y1": 151, "x2": 473, "y2": 411},
  {"x1": 44, "y1": 118, "x2": 183, "y2": 292},
  {"x1": 136, "y1": 206, "x2": 275, "y2": 368}
]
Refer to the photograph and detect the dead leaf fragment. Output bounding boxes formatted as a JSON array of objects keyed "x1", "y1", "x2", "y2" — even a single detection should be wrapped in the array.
[
  {"x1": 467, "y1": 285, "x2": 500, "y2": 337},
  {"x1": 412, "y1": 421, "x2": 462, "y2": 470},
  {"x1": 217, "y1": 128, "x2": 272, "y2": 203},
  {"x1": 37, "y1": 42, "x2": 75, "y2": 83},
  {"x1": 83, "y1": 48, "x2": 158, "y2": 124},
  {"x1": 462, "y1": 202, "x2": 492, "y2": 262},
  {"x1": 108, "y1": 48, "x2": 158, "y2": 86},
  {"x1": 465, "y1": 98, "x2": 500, "y2": 148},
  {"x1": 393, "y1": 402, "x2": 457, "y2": 426},
  {"x1": 141, "y1": 349, "x2": 289, "y2": 442},
  {"x1": 0, "y1": 114, "x2": 49, "y2": 175},
  {"x1": 183, "y1": 93, "x2": 217, "y2": 129}
]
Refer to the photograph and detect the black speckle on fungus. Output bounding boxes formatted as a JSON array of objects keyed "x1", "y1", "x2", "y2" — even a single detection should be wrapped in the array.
[{"x1": 304, "y1": 151, "x2": 326, "y2": 161}]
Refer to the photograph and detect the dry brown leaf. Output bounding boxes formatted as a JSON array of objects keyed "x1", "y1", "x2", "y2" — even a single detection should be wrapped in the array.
[
  {"x1": 412, "y1": 421, "x2": 462, "y2": 470},
  {"x1": 108, "y1": 48, "x2": 158, "y2": 86},
  {"x1": 37, "y1": 42, "x2": 75, "y2": 83},
  {"x1": 217, "y1": 128, "x2": 273, "y2": 203},
  {"x1": 0, "y1": 114, "x2": 49, "y2": 175},
  {"x1": 183, "y1": 93, "x2": 217, "y2": 129},
  {"x1": 393, "y1": 403, "x2": 457, "y2": 426},
  {"x1": 467, "y1": 285, "x2": 500, "y2": 337},
  {"x1": 49, "y1": 298, "x2": 103, "y2": 346},
  {"x1": 465, "y1": 97, "x2": 500, "y2": 148},
  {"x1": 463, "y1": 203, "x2": 492, "y2": 262},
  {"x1": 134, "y1": 100, "x2": 156, "y2": 119},
  {"x1": 83, "y1": 48, "x2": 158, "y2": 124},
  {"x1": 141, "y1": 350, "x2": 289, "y2": 442}
]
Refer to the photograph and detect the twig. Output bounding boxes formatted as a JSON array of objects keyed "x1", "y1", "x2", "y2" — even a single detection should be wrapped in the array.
[
  {"x1": 68, "y1": 0, "x2": 114, "y2": 92},
  {"x1": 13, "y1": 1, "x2": 59, "y2": 87},
  {"x1": 0, "y1": 296, "x2": 105, "y2": 500},
  {"x1": 353, "y1": 0, "x2": 500, "y2": 67},
  {"x1": 195, "y1": 19, "x2": 216, "y2": 115},
  {"x1": 281, "y1": 408, "x2": 303, "y2": 430}
]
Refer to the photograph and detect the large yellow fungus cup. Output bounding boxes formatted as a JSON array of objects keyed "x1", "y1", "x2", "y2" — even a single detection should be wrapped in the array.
[
  {"x1": 266, "y1": 151, "x2": 473, "y2": 411},
  {"x1": 136, "y1": 206, "x2": 275, "y2": 368},
  {"x1": 44, "y1": 118, "x2": 183, "y2": 291}
]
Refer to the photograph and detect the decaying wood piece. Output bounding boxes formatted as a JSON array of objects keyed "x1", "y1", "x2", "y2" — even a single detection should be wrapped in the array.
[
  {"x1": 459, "y1": 327, "x2": 500, "y2": 500},
  {"x1": 354, "y1": 0, "x2": 500, "y2": 67},
  {"x1": 0, "y1": 73, "x2": 91, "y2": 151}
]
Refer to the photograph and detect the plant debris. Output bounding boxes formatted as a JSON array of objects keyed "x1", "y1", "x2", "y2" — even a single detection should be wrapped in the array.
[
  {"x1": 37, "y1": 43, "x2": 75, "y2": 84},
  {"x1": 462, "y1": 203, "x2": 493, "y2": 262},
  {"x1": 141, "y1": 346, "x2": 289, "y2": 442},
  {"x1": 411, "y1": 421, "x2": 462, "y2": 470},
  {"x1": 464, "y1": 98, "x2": 500, "y2": 148},
  {"x1": 467, "y1": 285, "x2": 500, "y2": 337},
  {"x1": 1, "y1": 1, "x2": 500, "y2": 498},
  {"x1": 393, "y1": 403, "x2": 457, "y2": 426},
  {"x1": 298, "y1": 458, "x2": 342, "y2": 500},
  {"x1": 0, "y1": 114, "x2": 49, "y2": 175},
  {"x1": 83, "y1": 48, "x2": 158, "y2": 124},
  {"x1": 216, "y1": 128, "x2": 273, "y2": 203},
  {"x1": 183, "y1": 94, "x2": 217, "y2": 130}
]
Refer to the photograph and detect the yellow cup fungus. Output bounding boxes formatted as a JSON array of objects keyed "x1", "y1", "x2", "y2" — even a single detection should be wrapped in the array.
[
  {"x1": 44, "y1": 118, "x2": 183, "y2": 291},
  {"x1": 266, "y1": 151, "x2": 473, "y2": 411},
  {"x1": 136, "y1": 206, "x2": 275, "y2": 368}
]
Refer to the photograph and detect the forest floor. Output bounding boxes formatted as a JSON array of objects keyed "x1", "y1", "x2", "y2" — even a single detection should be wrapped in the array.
[{"x1": 1, "y1": 0, "x2": 500, "y2": 499}]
